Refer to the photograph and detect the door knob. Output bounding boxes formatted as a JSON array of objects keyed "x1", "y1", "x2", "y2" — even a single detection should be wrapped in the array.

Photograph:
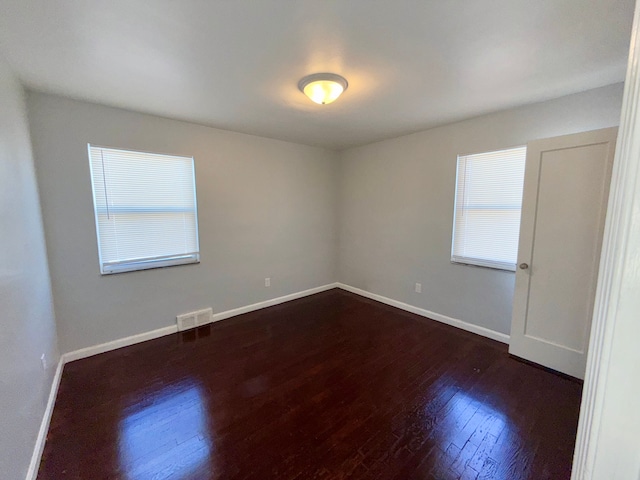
[{"x1": 519, "y1": 263, "x2": 529, "y2": 270}]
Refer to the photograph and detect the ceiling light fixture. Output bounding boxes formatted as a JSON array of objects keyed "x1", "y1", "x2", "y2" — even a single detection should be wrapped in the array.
[{"x1": 298, "y1": 73, "x2": 348, "y2": 105}]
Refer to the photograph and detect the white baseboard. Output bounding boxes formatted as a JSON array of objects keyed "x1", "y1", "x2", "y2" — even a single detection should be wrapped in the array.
[
  {"x1": 210, "y1": 283, "x2": 339, "y2": 323},
  {"x1": 25, "y1": 357, "x2": 65, "y2": 480},
  {"x1": 62, "y1": 324, "x2": 179, "y2": 363},
  {"x1": 62, "y1": 281, "x2": 508, "y2": 364},
  {"x1": 336, "y1": 283, "x2": 510, "y2": 344},
  {"x1": 63, "y1": 283, "x2": 340, "y2": 363}
]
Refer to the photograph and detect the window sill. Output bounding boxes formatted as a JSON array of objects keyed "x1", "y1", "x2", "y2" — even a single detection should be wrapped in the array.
[
  {"x1": 101, "y1": 254, "x2": 200, "y2": 275},
  {"x1": 450, "y1": 257, "x2": 516, "y2": 272}
]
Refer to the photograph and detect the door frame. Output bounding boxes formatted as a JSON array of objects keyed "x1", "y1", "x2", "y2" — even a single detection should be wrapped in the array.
[{"x1": 572, "y1": 0, "x2": 640, "y2": 478}]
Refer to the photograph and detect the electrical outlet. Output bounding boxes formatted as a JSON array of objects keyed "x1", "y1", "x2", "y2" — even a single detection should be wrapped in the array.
[
  {"x1": 40, "y1": 353, "x2": 47, "y2": 370},
  {"x1": 415, "y1": 283, "x2": 422, "y2": 293},
  {"x1": 265, "y1": 277, "x2": 271, "y2": 287}
]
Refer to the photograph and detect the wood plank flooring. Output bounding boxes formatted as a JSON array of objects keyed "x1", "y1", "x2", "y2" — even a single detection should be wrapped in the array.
[{"x1": 38, "y1": 289, "x2": 582, "y2": 480}]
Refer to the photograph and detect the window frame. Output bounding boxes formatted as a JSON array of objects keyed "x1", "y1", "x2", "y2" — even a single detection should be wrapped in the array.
[
  {"x1": 450, "y1": 145, "x2": 527, "y2": 272},
  {"x1": 87, "y1": 144, "x2": 201, "y2": 275}
]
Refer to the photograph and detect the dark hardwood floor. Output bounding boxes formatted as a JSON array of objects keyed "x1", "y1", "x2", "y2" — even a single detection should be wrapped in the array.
[{"x1": 38, "y1": 289, "x2": 582, "y2": 480}]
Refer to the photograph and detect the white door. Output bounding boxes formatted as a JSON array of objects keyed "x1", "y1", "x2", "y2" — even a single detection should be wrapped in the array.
[{"x1": 509, "y1": 127, "x2": 617, "y2": 379}]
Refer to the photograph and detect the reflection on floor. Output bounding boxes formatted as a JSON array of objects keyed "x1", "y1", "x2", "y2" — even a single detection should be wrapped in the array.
[
  {"x1": 38, "y1": 288, "x2": 582, "y2": 480},
  {"x1": 119, "y1": 381, "x2": 213, "y2": 478}
]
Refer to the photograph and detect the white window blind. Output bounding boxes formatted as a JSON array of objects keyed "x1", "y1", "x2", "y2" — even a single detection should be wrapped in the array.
[
  {"x1": 88, "y1": 145, "x2": 200, "y2": 274},
  {"x1": 451, "y1": 146, "x2": 526, "y2": 271}
]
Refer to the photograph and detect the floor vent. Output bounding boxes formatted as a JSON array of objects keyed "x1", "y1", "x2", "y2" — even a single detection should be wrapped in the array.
[{"x1": 177, "y1": 308, "x2": 213, "y2": 331}]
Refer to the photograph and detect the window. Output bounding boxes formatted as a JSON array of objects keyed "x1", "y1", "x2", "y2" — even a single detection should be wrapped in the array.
[
  {"x1": 88, "y1": 145, "x2": 200, "y2": 274},
  {"x1": 451, "y1": 146, "x2": 526, "y2": 271}
]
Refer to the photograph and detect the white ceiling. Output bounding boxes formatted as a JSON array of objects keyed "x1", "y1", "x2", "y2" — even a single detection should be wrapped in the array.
[{"x1": 0, "y1": 1, "x2": 634, "y2": 150}]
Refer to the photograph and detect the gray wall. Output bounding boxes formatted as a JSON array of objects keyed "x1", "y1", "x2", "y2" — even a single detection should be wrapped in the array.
[
  {"x1": 24, "y1": 83, "x2": 626, "y2": 355},
  {"x1": 337, "y1": 83, "x2": 625, "y2": 335},
  {"x1": 28, "y1": 93, "x2": 339, "y2": 354},
  {"x1": 0, "y1": 61, "x2": 59, "y2": 479}
]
